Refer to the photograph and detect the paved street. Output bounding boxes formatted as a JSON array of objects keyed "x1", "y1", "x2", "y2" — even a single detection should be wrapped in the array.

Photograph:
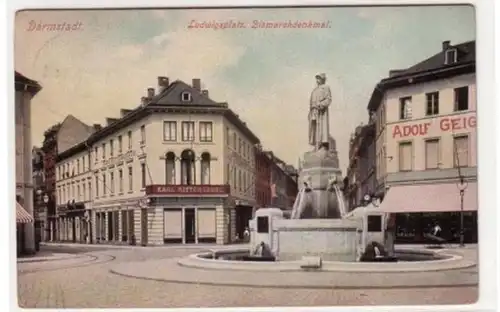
[{"x1": 17, "y1": 245, "x2": 478, "y2": 308}]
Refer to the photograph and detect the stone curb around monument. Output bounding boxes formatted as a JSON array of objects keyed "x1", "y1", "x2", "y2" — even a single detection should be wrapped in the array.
[
  {"x1": 108, "y1": 257, "x2": 478, "y2": 289},
  {"x1": 176, "y1": 248, "x2": 476, "y2": 273}
]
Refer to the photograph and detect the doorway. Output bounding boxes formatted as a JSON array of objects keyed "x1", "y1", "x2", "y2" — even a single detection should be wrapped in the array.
[
  {"x1": 140, "y1": 209, "x2": 148, "y2": 246},
  {"x1": 184, "y1": 208, "x2": 196, "y2": 244}
]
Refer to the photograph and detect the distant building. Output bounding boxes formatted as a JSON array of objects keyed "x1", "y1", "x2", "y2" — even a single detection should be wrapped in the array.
[
  {"x1": 345, "y1": 122, "x2": 376, "y2": 210},
  {"x1": 368, "y1": 40, "x2": 477, "y2": 243},
  {"x1": 56, "y1": 77, "x2": 260, "y2": 245},
  {"x1": 15, "y1": 71, "x2": 42, "y2": 255}
]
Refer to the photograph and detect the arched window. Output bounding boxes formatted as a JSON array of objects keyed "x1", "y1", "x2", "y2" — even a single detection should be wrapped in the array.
[
  {"x1": 200, "y1": 152, "x2": 211, "y2": 184},
  {"x1": 165, "y1": 152, "x2": 176, "y2": 185},
  {"x1": 181, "y1": 149, "x2": 195, "y2": 185}
]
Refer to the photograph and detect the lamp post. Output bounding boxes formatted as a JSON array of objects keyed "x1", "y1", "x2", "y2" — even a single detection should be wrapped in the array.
[{"x1": 457, "y1": 179, "x2": 468, "y2": 247}]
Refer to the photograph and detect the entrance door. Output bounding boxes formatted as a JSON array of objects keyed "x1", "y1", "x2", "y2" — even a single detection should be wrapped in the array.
[
  {"x1": 184, "y1": 208, "x2": 196, "y2": 244},
  {"x1": 140, "y1": 209, "x2": 148, "y2": 246}
]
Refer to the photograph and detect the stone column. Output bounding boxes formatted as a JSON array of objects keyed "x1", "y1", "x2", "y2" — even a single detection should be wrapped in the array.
[{"x1": 175, "y1": 160, "x2": 181, "y2": 185}]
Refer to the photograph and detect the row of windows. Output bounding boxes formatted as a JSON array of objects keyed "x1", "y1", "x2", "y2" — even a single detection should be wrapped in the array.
[
  {"x1": 224, "y1": 163, "x2": 255, "y2": 196},
  {"x1": 226, "y1": 126, "x2": 253, "y2": 162},
  {"x1": 397, "y1": 135, "x2": 469, "y2": 172},
  {"x1": 163, "y1": 121, "x2": 213, "y2": 142},
  {"x1": 399, "y1": 86, "x2": 470, "y2": 120},
  {"x1": 95, "y1": 125, "x2": 146, "y2": 163}
]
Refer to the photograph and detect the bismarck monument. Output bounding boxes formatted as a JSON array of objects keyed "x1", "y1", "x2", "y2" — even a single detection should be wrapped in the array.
[
  {"x1": 291, "y1": 73, "x2": 347, "y2": 219},
  {"x1": 250, "y1": 73, "x2": 359, "y2": 262}
]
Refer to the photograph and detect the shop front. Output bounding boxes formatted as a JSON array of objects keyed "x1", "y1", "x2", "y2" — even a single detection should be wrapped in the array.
[
  {"x1": 379, "y1": 182, "x2": 478, "y2": 244},
  {"x1": 145, "y1": 184, "x2": 231, "y2": 245},
  {"x1": 57, "y1": 201, "x2": 88, "y2": 243}
]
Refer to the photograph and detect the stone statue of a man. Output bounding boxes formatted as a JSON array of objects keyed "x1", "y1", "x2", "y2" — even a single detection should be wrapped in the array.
[{"x1": 308, "y1": 73, "x2": 332, "y2": 150}]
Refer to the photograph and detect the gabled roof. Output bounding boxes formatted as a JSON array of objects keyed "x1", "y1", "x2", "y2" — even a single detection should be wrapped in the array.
[
  {"x1": 367, "y1": 40, "x2": 475, "y2": 111},
  {"x1": 152, "y1": 80, "x2": 225, "y2": 108},
  {"x1": 386, "y1": 40, "x2": 475, "y2": 79}
]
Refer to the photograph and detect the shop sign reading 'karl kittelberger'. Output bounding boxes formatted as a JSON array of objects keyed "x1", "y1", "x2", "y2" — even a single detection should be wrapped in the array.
[{"x1": 392, "y1": 114, "x2": 476, "y2": 139}]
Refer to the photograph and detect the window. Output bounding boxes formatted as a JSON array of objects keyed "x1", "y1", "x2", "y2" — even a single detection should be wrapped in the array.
[
  {"x1": 233, "y1": 169, "x2": 237, "y2": 191},
  {"x1": 180, "y1": 150, "x2": 195, "y2": 185},
  {"x1": 118, "y1": 169, "x2": 123, "y2": 193},
  {"x1": 200, "y1": 152, "x2": 211, "y2": 184},
  {"x1": 444, "y1": 49, "x2": 457, "y2": 65},
  {"x1": 140, "y1": 125, "x2": 146, "y2": 145},
  {"x1": 163, "y1": 121, "x2": 177, "y2": 141},
  {"x1": 165, "y1": 152, "x2": 176, "y2": 184},
  {"x1": 398, "y1": 142, "x2": 413, "y2": 171},
  {"x1": 88, "y1": 153, "x2": 91, "y2": 168},
  {"x1": 95, "y1": 176, "x2": 99, "y2": 197},
  {"x1": 88, "y1": 182, "x2": 91, "y2": 201},
  {"x1": 110, "y1": 172, "x2": 115, "y2": 194},
  {"x1": 425, "y1": 139, "x2": 440, "y2": 169},
  {"x1": 226, "y1": 127, "x2": 230, "y2": 145},
  {"x1": 181, "y1": 121, "x2": 195, "y2": 141},
  {"x1": 367, "y1": 215, "x2": 382, "y2": 232},
  {"x1": 399, "y1": 96, "x2": 412, "y2": 120},
  {"x1": 110, "y1": 139, "x2": 114, "y2": 157},
  {"x1": 102, "y1": 174, "x2": 107, "y2": 195},
  {"x1": 454, "y1": 136, "x2": 469, "y2": 167},
  {"x1": 77, "y1": 185, "x2": 81, "y2": 201},
  {"x1": 232, "y1": 133, "x2": 237, "y2": 149},
  {"x1": 199, "y1": 122, "x2": 213, "y2": 142},
  {"x1": 128, "y1": 167, "x2": 133, "y2": 192},
  {"x1": 426, "y1": 92, "x2": 439, "y2": 116},
  {"x1": 257, "y1": 216, "x2": 269, "y2": 233},
  {"x1": 238, "y1": 170, "x2": 242, "y2": 191},
  {"x1": 127, "y1": 131, "x2": 132, "y2": 150},
  {"x1": 454, "y1": 86, "x2": 469, "y2": 111},
  {"x1": 102, "y1": 143, "x2": 106, "y2": 159},
  {"x1": 141, "y1": 163, "x2": 146, "y2": 188},
  {"x1": 77, "y1": 160, "x2": 80, "y2": 174},
  {"x1": 238, "y1": 138, "x2": 242, "y2": 154},
  {"x1": 181, "y1": 91, "x2": 192, "y2": 102},
  {"x1": 94, "y1": 147, "x2": 98, "y2": 162},
  {"x1": 118, "y1": 135, "x2": 123, "y2": 154},
  {"x1": 226, "y1": 164, "x2": 231, "y2": 184}
]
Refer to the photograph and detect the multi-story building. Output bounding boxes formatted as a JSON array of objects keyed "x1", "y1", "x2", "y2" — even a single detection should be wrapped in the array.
[
  {"x1": 56, "y1": 77, "x2": 260, "y2": 245},
  {"x1": 254, "y1": 149, "x2": 298, "y2": 211},
  {"x1": 345, "y1": 122, "x2": 376, "y2": 210},
  {"x1": 42, "y1": 115, "x2": 96, "y2": 242},
  {"x1": 15, "y1": 71, "x2": 42, "y2": 255},
  {"x1": 368, "y1": 40, "x2": 477, "y2": 243}
]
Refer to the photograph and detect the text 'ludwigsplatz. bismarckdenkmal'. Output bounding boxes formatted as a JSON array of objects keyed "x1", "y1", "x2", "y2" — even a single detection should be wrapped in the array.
[{"x1": 187, "y1": 20, "x2": 331, "y2": 30}]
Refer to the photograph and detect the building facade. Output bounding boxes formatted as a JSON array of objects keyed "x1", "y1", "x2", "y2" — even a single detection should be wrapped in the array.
[
  {"x1": 368, "y1": 40, "x2": 477, "y2": 243},
  {"x1": 56, "y1": 77, "x2": 260, "y2": 245},
  {"x1": 15, "y1": 71, "x2": 41, "y2": 255},
  {"x1": 32, "y1": 147, "x2": 45, "y2": 243},
  {"x1": 345, "y1": 122, "x2": 376, "y2": 210}
]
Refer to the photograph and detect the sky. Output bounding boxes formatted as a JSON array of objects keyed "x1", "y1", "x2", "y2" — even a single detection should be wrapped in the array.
[{"x1": 15, "y1": 5, "x2": 475, "y2": 172}]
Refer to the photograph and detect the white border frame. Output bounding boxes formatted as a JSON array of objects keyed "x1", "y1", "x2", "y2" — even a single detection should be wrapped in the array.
[{"x1": 2, "y1": 0, "x2": 497, "y2": 312}]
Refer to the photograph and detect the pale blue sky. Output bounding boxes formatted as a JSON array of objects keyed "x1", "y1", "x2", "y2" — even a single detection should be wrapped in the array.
[{"x1": 15, "y1": 6, "x2": 475, "y2": 172}]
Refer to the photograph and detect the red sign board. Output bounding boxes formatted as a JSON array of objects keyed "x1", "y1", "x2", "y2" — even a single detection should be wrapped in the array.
[
  {"x1": 145, "y1": 184, "x2": 230, "y2": 195},
  {"x1": 392, "y1": 115, "x2": 476, "y2": 139}
]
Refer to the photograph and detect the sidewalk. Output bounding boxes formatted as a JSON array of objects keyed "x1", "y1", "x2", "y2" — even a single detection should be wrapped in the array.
[
  {"x1": 17, "y1": 252, "x2": 79, "y2": 263},
  {"x1": 40, "y1": 241, "x2": 248, "y2": 250}
]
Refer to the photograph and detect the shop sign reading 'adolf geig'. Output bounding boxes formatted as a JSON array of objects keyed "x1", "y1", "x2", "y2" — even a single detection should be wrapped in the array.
[{"x1": 392, "y1": 114, "x2": 476, "y2": 139}]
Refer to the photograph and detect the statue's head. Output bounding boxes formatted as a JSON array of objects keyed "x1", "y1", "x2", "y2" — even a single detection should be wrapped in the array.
[{"x1": 315, "y1": 73, "x2": 326, "y2": 85}]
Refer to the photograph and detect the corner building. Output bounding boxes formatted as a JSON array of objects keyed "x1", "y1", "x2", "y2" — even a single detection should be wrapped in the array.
[
  {"x1": 56, "y1": 77, "x2": 259, "y2": 245},
  {"x1": 369, "y1": 40, "x2": 478, "y2": 244}
]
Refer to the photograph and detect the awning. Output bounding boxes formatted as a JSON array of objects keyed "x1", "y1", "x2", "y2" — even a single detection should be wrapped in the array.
[
  {"x1": 16, "y1": 202, "x2": 34, "y2": 224},
  {"x1": 380, "y1": 182, "x2": 478, "y2": 213}
]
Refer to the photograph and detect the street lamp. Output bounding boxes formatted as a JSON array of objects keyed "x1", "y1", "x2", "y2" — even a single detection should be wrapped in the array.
[{"x1": 457, "y1": 179, "x2": 468, "y2": 247}]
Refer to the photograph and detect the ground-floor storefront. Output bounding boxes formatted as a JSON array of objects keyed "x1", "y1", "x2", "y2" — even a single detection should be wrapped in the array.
[
  {"x1": 55, "y1": 202, "x2": 90, "y2": 243},
  {"x1": 379, "y1": 181, "x2": 478, "y2": 244}
]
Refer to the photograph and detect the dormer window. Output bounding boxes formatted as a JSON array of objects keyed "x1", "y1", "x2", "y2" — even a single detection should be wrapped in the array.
[
  {"x1": 181, "y1": 91, "x2": 192, "y2": 102},
  {"x1": 444, "y1": 48, "x2": 458, "y2": 65}
]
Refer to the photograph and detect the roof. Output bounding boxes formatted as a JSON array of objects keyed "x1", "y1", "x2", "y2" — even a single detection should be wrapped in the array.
[
  {"x1": 57, "y1": 78, "x2": 261, "y2": 162},
  {"x1": 15, "y1": 71, "x2": 42, "y2": 95},
  {"x1": 367, "y1": 40, "x2": 475, "y2": 111}
]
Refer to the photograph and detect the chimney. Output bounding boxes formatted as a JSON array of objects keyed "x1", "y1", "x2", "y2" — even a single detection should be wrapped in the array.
[
  {"x1": 442, "y1": 40, "x2": 451, "y2": 51},
  {"x1": 192, "y1": 78, "x2": 201, "y2": 91},
  {"x1": 93, "y1": 124, "x2": 102, "y2": 131},
  {"x1": 157, "y1": 76, "x2": 169, "y2": 93},
  {"x1": 201, "y1": 89, "x2": 209, "y2": 97},
  {"x1": 147, "y1": 88, "x2": 155, "y2": 99},
  {"x1": 141, "y1": 96, "x2": 148, "y2": 106}
]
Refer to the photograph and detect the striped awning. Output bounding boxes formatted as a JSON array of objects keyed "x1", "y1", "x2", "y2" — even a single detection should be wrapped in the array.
[{"x1": 16, "y1": 202, "x2": 34, "y2": 224}]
